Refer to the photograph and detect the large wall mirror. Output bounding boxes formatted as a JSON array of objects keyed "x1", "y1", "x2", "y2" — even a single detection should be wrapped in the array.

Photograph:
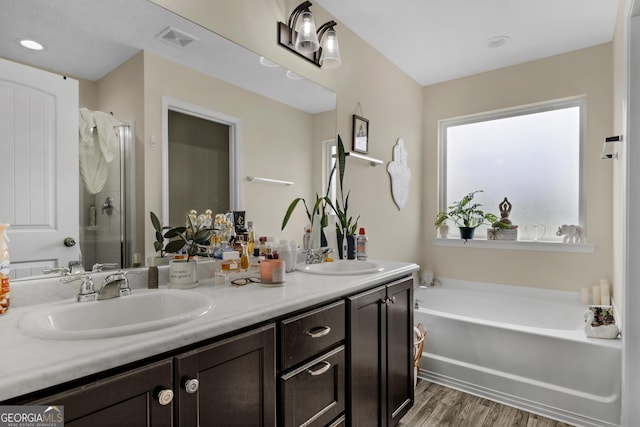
[{"x1": 1, "y1": 0, "x2": 336, "y2": 280}]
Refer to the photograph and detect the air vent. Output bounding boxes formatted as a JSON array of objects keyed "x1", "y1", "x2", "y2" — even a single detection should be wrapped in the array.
[{"x1": 156, "y1": 27, "x2": 198, "y2": 48}]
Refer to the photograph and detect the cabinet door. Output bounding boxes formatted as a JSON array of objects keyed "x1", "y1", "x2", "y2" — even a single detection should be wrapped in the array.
[
  {"x1": 347, "y1": 285, "x2": 387, "y2": 426},
  {"x1": 386, "y1": 278, "x2": 414, "y2": 425},
  {"x1": 29, "y1": 359, "x2": 173, "y2": 427},
  {"x1": 175, "y1": 324, "x2": 276, "y2": 426}
]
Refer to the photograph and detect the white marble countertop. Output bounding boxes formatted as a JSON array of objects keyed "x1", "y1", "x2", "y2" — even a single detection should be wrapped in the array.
[{"x1": 0, "y1": 259, "x2": 419, "y2": 402}]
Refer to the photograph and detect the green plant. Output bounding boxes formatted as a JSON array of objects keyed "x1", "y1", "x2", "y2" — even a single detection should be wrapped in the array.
[
  {"x1": 281, "y1": 135, "x2": 359, "y2": 236},
  {"x1": 434, "y1": 190, "x2": 499, "y2": 229},
  {"x1": 333, "y1": 135, "x2": 359, "y2": 236},
  {"x1": 150, "y1": 211, "x2": 214, "y2": 258}
]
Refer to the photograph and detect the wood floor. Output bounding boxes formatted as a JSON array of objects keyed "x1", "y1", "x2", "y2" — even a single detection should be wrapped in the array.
[{"x1": 398, "y1": 381, "x2": 575, "y2": 427}]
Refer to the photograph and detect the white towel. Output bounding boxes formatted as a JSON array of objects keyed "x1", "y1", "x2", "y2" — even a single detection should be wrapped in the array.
[{"x1": 78, "y1": 108, "x2": 121, "y2": 194}]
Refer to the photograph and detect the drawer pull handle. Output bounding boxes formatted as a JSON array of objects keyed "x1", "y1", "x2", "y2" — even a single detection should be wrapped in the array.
[
  {"x1": 156, "y1": 388, "x2": 174, "y2": 405},
  {"x1": 305, "y1": 326, "x2": 331, "y2": 338},
  {"x1": 306, "y1": 361, "x2": 332, "y2": 376}
]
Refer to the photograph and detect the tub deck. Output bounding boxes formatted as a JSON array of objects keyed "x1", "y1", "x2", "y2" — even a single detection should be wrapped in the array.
[{"x1": 414, "y1": 279, "x2": 621, "y2": 427}]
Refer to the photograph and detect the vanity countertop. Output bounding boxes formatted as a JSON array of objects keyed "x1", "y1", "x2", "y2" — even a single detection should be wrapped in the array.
[{"x1": 0, "y1": 259, "x2": 418, "y2": 402}]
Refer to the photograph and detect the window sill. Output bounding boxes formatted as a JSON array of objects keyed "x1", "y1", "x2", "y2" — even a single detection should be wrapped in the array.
[{"x1": 431, "y1": 238, "x2": 596, "y2": 253}]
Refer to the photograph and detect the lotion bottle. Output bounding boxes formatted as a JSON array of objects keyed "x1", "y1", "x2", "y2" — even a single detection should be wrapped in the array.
[{"x1": 356, "y1": 227, "x2": 368, "y2": 261}]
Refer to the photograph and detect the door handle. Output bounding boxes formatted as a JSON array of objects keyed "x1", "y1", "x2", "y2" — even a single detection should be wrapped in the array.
[{"x1": 63, "y1": 237, "x2": 76, "y2": 247}]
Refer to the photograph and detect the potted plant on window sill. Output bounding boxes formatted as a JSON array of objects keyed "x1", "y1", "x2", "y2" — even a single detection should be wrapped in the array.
[{"x1": 434, "y1": 190, "x2": 500, "y2": 241}]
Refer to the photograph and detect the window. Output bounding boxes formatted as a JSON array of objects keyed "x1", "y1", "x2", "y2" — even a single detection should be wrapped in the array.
[{"x1": 439, "y1": 97, "x2": 585, "y2": 240}]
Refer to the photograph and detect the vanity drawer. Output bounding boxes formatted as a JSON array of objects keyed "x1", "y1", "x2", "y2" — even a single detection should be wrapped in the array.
[
  {"x1": 280, "y1": 300, "x2": 345, "y2": 370},
  {"x1": 280, "y1": 345, "x2": 345, "y2": 427}
]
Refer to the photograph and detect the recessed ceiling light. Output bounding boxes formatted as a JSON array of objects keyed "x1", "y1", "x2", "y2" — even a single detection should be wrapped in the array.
[
  {"x1": 484, "y1": 35, "x2": 510, "y2": 48},
  {"x1": 17, "y1": 38, "x2": 45, "y2": 51}
]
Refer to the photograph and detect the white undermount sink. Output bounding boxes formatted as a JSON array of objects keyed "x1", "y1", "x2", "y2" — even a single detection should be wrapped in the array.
[
  {"x1": 297, "y1": 260, "x2": 384, "y2": 275},
  {"x1": 18, "y1": 289, "x2": 214, "y2": 340}
]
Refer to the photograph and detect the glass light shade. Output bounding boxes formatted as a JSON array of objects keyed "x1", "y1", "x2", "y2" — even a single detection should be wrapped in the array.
[
  {"x1": 294, "y1": 11, "x2": 320, "y2": 53},
  {"x1": 319, "y1": 29, "x2": 341, "y2": 68}
]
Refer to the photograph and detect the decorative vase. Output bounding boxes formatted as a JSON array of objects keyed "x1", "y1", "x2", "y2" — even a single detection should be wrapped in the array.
[
  {"x1": 169, "y1": 259, "x2": 199, "y2": 289},
  {"x1": 337, "y1": 233, "x2": 357, "y2": 259},
  {"x1": 346, "y1": 235, "x2": 356, "y2": 259},
  {"x1": 459, "y1": 226, "x2": 475, "y2": 240}
]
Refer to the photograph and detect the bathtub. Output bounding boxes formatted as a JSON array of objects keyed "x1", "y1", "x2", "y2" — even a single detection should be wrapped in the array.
[{"x1": 414, "y1": 279, "x2": 621, "y2": 427}]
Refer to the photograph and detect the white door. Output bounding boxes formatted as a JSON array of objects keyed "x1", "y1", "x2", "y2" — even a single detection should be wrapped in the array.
[{"x1": 0, "y1": 58, "x2": 79, "y2": 279}]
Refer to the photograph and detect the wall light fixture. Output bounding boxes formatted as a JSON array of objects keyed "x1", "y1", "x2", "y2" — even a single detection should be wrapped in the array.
[{"x1": 277, "y1": 1, "x2": 341, "y2": 68}]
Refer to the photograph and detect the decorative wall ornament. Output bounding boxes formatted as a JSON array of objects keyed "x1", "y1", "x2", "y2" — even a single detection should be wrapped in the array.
[{"x1": 387, "y1": 138, "x2": 411, "y2": 210}]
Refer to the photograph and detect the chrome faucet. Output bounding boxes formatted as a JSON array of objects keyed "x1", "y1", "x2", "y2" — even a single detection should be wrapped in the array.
[
  {"x1": 61, "y1": 274, "x2": 97, "y2": 302},
  {"x1": 61, "y1": 269, "x2": 131, "y2": 302},
  {"x1": 103, "y1": 271, "x2": 132, "y2": 297},
  {"x1": 304, "y1": 247, "x2": 334, "y2": 264}
]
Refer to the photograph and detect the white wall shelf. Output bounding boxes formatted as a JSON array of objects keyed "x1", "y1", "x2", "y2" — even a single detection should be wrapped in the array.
[
  {"x1": 246, "y1": 176, "x2": 294, "y2": 185},
  {"x1": 345, "y1": 151, "x2": 383, "y2": 166},
  {"x1": 432, "y1": 238, "x2": 596, "y2": 253}
]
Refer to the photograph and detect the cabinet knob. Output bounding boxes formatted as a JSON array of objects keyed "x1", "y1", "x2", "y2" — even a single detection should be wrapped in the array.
[
  {"x1": 306, "y1": 361, "x2": 332, "y2": 376},
  {"x1": 184, "y1": 378, "x2": 200, "y2": 394},
  {"x1": 381, "y1": 296, "x2": 396, "y2": 305},
  {"x1": 156, "y1": 388, "x2": 174, "y2": 405},
  {"x1": 305, "y1": 326, "x2": 331, "y2": 338}
]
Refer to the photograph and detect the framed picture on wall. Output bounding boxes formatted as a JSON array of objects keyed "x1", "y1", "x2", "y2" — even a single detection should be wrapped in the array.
[{"x1": 352, "y1": 114, "x2": 369, "y2": 154}]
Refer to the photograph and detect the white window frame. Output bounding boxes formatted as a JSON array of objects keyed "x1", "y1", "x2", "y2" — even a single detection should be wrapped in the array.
[{"x1": 437, "y1": 96, "x2": 588, "y2": 246}]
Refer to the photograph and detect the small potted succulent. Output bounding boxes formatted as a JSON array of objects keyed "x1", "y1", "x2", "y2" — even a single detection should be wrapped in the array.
[{"x1": 434, "y1": 190, "x2": 499, "y2": 240}]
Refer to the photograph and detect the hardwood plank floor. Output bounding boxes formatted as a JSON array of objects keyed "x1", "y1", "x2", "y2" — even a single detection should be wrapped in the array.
[{"x1": 398, "y1": 381, "x2": 575, "y2": 427}]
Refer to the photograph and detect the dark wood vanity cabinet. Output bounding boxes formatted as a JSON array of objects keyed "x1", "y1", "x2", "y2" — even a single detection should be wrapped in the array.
[
  {"x1": 29, "y1": 359, "x2": 174, "y2": 426},
  {"x1": 347, "y1": 277, "x2": 414, "y2": 427},
  {"x1": 175, "y1": 324, "x2": 276, "y2": 426},
  {"x1": 18, "y1": 274, "x2": 415, "y2": 427},
  {"x1": 279, "y1": 300, "x2": 346, "y2": 427},
  {"x1": 25, "y1": 325, "x2": 275, "y2": 427}
]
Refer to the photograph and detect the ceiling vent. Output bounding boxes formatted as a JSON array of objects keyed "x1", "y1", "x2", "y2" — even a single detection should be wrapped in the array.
[{"x1": 156, "y1": 27, "x2": 198, "y2": 48}]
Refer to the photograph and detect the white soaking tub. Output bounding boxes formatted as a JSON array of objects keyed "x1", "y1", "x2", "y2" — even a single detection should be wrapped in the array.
[{"x1": 414, "y1": 279, "x2": 621, "y2": 427}]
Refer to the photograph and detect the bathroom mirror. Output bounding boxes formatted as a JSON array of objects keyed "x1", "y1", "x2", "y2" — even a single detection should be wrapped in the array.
[{"x1": 1, "y1": 0, "x2": 336, "y2": 280}]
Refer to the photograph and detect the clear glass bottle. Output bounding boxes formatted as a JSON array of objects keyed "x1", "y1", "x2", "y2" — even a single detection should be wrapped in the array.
[
  {"x1": 247, "y1": 221, "x2": 256, "y2": 256},
  {"x1": 240, "y1": 242, "x2": 249, "y2": 271}
]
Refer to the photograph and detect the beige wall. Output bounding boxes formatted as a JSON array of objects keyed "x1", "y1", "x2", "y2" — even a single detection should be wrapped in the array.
[
  {"x1": 142, "y1": 52, "x2": 318, "y2": 258},
  {"x1": 422, "y1": 44, "x2": 614, "y2": 291},
  {"x1": 149, "y1": 0, "x2": 425, "y2": 264}
]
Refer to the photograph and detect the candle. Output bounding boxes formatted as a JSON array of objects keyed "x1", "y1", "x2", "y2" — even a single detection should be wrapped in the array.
[
  {"x1": 580, "y1": 287, "x2": 590, "y2": 305},
  {"x1": 260, "y1": 260, "x2": 285, "y2": 284},
  {"x1": 592, "y1": 285, "x2": 602, "y2": 305},
  {"x1": 600, "y1": 280, "x2": 611, "y2": 306}
]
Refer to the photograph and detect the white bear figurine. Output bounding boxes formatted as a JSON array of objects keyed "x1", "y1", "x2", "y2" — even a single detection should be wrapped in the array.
[{"x1": 556, "y1": 224, "x2": 584, "y2": 243}]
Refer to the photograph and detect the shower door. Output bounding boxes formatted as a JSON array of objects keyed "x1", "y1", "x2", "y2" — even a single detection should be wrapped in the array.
[{"x1": 79, "y1": 123, "x2": 132, "y2": 270}]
